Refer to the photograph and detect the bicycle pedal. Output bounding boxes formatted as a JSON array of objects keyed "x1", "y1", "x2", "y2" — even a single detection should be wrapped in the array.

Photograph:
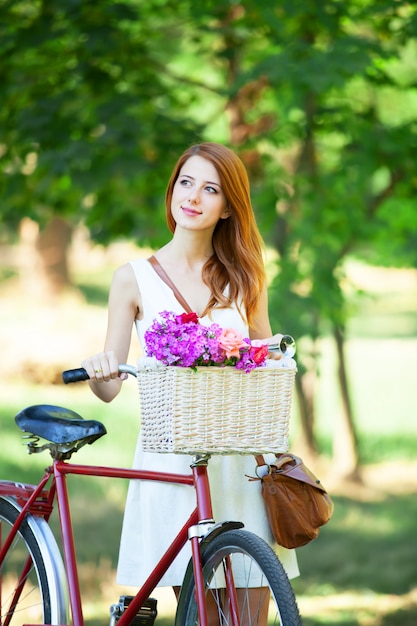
[{"x1": 110, "y1": 595, "x2": 158, "y2": 626}]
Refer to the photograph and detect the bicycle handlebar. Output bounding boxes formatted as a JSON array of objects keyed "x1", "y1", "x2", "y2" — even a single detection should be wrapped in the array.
[
  {"x1": 62, "y1": 364, "x2": 138, "y2": 384},
  {"x1": 62, "y1": 368, "x2": 90, "y2": 384}
]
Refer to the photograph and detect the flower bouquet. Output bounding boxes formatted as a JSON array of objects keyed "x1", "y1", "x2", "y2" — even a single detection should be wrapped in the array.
[
  {"x1": 143, "y1": 311, "x2": 271, "y2": 372},
  {"x1": 137, "y1": 311, "x2": 297, "y2": 455}
]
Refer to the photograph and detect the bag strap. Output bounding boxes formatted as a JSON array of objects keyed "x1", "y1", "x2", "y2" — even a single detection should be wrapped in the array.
[
  {"x1": 255, "y1": 453, "x2": 295, "y2": 469},
  {"x1": 255, "y1": 453, "x2": 329, "y2": 493},
  {"x1": 148, "y1": 255, "x2": 193, "y2": 314},
  {"x1": 249, "y1": 454, "x2": 297, "y2": 481}
]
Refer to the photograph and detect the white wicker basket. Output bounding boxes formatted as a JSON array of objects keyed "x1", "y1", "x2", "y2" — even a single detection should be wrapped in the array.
[{"x1": 137, "y1": 365, "x2": 296, "y2": 455}]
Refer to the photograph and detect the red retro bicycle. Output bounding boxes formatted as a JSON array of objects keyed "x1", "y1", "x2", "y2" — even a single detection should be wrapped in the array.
[{"x1": 0, "y1": 365, "x2": 302, "y2": 626}]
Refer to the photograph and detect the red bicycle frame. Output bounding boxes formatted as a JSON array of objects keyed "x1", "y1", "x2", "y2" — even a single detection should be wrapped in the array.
[{"x1": 1, "y1": 456, "x2": 226, "y2": 626}]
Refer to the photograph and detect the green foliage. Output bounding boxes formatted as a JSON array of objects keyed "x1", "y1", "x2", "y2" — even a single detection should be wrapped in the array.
[
  {"x1": 0, "y1": 0, "x2": 203, "y2": 241},
  {"x1": 238, "y1": 0, "x2": 417, "y2": 343},
  {"x1": 1, "y1": 0, "x2": 416, "y2": 264},
  {"x1": 1, "y1": 1, "x2": 417, "y2": 412}
]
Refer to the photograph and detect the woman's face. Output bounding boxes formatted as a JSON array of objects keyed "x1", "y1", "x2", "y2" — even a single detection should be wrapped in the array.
[{"x1": 170, "y1": 155, "x2": 229, "y2": 233}]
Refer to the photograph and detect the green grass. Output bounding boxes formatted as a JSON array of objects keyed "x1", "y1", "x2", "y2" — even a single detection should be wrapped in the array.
[
  {"x1": 314, "y1": 337, "x2": 417, "y2": 438},
  {"x1": 294, "y1": 493, "x2": 417, "y2": 596},
  {"x1": 292, "y1": 491, "x2": 417, "y2": 625}
]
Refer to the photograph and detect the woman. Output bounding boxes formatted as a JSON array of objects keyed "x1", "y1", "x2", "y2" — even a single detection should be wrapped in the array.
[{"x1": 81, "y1": 142, "x2": 299, "y2": 590}]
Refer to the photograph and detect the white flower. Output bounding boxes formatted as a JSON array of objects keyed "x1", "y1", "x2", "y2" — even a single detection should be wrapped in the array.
[
  {"x1": 136, "y1": 356, "x2": 167, "y2": 371},
  {"x1": 265, "y1": 357, "x2": 297, "y2": 370}
]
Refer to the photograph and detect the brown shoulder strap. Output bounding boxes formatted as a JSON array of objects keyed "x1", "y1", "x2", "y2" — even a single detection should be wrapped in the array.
[
  {"x1": 148, "y1": 255, "x2": 193, "y2": 314},
  {"x1": 254, "y1": 453, "x2": 295, "y2": 468}
]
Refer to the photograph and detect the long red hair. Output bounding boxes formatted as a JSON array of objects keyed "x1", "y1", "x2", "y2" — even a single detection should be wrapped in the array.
[{"x1": 165, "y1": 142, "x2": 266, "y2": 327}]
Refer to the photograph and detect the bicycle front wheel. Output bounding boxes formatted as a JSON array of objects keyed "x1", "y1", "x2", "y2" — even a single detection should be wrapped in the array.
[
  {"x1": 177, "y1": 528, "x2": 302, "y2": 626},
  {"x1": 0, "y1": 496, "x2": 68, "y2": 626}
]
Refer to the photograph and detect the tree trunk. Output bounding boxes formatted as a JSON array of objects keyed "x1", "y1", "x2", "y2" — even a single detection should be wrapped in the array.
[
  {"x1": 295, "y1": 367, "x2": 319, "y2": 458},
  {"x1": 19, "y1": 216, "x2": 73, "y2": 301},
  {"x1": 332, "y1": 324, "x2": 362, "y2": 482}
]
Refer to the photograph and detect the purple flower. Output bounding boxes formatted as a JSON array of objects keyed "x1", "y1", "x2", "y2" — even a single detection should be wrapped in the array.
[{"x1": 143, "y1": 311, "x2": 268, "y2": 372}]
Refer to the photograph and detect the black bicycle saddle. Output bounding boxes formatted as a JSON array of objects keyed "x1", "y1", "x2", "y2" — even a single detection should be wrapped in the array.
[{"x1": 15, "y1": 404, "x2": 106, "y2": 445}]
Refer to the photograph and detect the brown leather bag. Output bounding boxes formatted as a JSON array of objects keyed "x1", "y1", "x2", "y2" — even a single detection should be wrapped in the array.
[{"x1": 254, "y1": 453, "x2": 334, "y2": 549}]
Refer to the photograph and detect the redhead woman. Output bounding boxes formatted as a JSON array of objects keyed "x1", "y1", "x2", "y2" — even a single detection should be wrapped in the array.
[{"x1": 81, "y1": 142, "x2": 299, "y2": 595}]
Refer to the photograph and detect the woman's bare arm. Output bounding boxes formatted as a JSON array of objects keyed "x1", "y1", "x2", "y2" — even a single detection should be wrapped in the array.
[
  {"x1": 81, "y1": 264, "x2": 140, "y2": 402},
  {"x1": 249, "y1": 286, "x2": 285, "y2": 358}
]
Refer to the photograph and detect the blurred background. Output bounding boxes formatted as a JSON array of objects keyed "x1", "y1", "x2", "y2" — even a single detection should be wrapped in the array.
[{"x1": 1, "y1": 1, "x2": 417, "y2": 624}]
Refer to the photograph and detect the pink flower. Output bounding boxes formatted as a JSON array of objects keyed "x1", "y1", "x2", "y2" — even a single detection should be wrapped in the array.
[{"x1": 218, "y1": 328, "x2": 247, "y2": 358}]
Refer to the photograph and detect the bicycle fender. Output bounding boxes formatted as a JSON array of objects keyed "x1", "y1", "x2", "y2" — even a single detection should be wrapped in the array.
[
  {"x1": 0, "y1": 495, "x2": 69, "y2": 624},
  {"x1": 175, "y1": 520, "x2": 243, "y2": 626},
  {"x1": 200, "y1": 520, "x2": 244, "y2": 545}
]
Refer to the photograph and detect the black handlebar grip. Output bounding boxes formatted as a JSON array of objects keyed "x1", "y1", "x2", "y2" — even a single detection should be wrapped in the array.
[{"x1": 62, "y1": 368, "x2": 90, "y2": 384}]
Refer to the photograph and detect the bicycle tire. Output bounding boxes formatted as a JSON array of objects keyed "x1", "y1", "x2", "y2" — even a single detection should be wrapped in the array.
[
  {"x1": 177, "y1": 528, "x2": 302, "y2": 626},
  {"x1": 0, "y1": 496, "x2": 68, "y2": 626}
]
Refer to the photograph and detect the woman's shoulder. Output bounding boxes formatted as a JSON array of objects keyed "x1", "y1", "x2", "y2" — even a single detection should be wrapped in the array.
[
  {"x1": 112, "y1": 258, "x2": 160, "y2": 298},
  {"x1": 113, "y1": 258, "x2": 149, "y2": 282},
  {"x1": 107, "y1": 264, "x2": 137, "y2": 301}
]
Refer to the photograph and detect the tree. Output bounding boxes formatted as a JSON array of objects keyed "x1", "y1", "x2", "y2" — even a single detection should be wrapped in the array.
[
  {"x1": 0, "y1": 0, "x2": 202, "y2": 296},
  {"x1": 167, "y1": 0, "x2": 417, "y2": 476},
  {"x1": 227, "y1": 0, "x2": 417, "y2": 477}
]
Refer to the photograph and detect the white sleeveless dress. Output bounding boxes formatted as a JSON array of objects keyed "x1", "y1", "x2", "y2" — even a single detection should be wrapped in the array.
[{"x1": 116, "y1": 258, "x2": 299, "y2": 587}]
